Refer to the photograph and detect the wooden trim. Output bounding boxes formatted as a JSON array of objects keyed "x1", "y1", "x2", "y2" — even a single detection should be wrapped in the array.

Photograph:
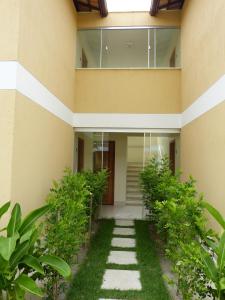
[
  {"x1": 107, "y1": 141, "x2": 115, "y2": 205},
  {"x1": 73, "y1": 0, "x2": 108, "y2": 17},
  {"x1": 150, "y1": 0, "x2": 185, "y2": 16},
  {"x1": 77, "y1": 138, "x2": 84, "y2": 172},
  {"x1": 98, "y1": 0, "x2": 108, "y2": 17}
]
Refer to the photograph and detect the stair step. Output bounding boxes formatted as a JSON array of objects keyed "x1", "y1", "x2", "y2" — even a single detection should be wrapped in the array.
[
  {"x1": 126, "y1": 193, "x2": 142, "y2": 198},
  {"x1": 126, "y1": 188, "x2": 141, "y2": 193},
  {"x1": 126, "y1": 200, "x2": 143, "y2": 206}
]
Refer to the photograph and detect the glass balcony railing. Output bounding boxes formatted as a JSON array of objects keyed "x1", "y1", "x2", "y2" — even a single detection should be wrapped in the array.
[{"x1": 76, "y1": 27, "x2": 180, "y2": 69}]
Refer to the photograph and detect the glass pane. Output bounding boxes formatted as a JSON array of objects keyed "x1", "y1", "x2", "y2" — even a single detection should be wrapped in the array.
[
  {"x1": 76, "y1": 30, "x2": 101, "y2": 68},
  {"x1": 102, "y1": 29, "x2": 148, "y2": 68},
  {"x1": 148, "y1": 29, "x2": 156, "y2": 68},
  {"x1": 127, "y1": 135, "x2": 144, "y2": 168},
  {"x1": 156, "y1": 29, "x2": 180, "y2": 68}
]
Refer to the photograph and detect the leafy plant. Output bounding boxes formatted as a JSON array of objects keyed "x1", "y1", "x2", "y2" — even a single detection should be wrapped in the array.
[
  {"x1": 140, "y1": 155, "x2": 216, "y2": 299},
  {"x1": 198, "y1": 202, "x2": 225, "y2": 300},
  {"x1": 140, "y1": 156, "x2": 175, "y2": 221},
  {"x1": 0, "y1": 202, "x2": 71, "y2": 300},
  {"x1": 44, "y1": 169, "x2": 90, "y2": 299},
  {"x1": 82, "y1": 169, "x2": 108, "y2": 217}
]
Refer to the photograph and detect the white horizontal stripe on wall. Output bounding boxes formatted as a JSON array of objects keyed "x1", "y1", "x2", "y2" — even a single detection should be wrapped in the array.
[
  {"x1": 0, "y1": 61, "x2": 74, "y2": 126},
  {"x1": 0, "y1": 61, "x2": 17, "y2": 89},
  {"x1": 73, "y1": 113, "x2": 181, "y2": 129},
  {"x1": 1, "y1": 60, "x2": 225, "y2": 129},
  {"x1": 182, "y1": 74, "x2": 225, "y2": 127}
]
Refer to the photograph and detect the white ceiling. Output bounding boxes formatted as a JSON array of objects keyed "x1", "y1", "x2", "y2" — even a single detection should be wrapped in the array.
[{"x1": 106, "y1": 0, "x2": 153, "y2": 12}]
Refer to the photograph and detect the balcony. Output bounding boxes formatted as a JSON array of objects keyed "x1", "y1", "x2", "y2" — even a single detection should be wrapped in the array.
[{"x1": 76, "y1": 27, "x2": 181, "y2": 69}]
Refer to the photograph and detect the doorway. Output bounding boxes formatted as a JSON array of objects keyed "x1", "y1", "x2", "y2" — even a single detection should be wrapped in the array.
[
  {"x1": 77, "y1": 138, "x2": 84, "y2": 172},
  {"x1": 169, "y1": 140, "x2": 176, "y2": 175},
  {"x1": 93, "y1": 141, "x2": 115, "y2": 205}
]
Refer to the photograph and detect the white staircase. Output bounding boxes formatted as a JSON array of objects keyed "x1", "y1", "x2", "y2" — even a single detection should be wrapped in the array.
[{"x1": 126, "y1": 163, "x2": 143, "y2": 206}]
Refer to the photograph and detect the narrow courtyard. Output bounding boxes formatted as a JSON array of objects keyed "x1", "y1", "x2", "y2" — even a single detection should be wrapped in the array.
[{"x1": 67, "y1": 219, "x2": 170, "y2": 300}]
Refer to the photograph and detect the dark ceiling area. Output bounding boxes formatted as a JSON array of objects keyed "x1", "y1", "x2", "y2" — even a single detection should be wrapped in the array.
[
  {"x1": 150, "y1": 0, "x2": 185, "y2": 16},
  {"x1": 73, "y1": 0, "x2": 108, "y2": 17},
  {"x1": 73, "y1": 0, "x2": 185, "y2": 18}
]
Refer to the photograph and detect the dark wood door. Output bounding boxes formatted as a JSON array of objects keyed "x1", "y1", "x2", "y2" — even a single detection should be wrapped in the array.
[
  {"x1": 93, "y1": 141, "x2": 115, "y2": 205},
  {"x1": 169, "y1": 140, "x2": 176, "y2": 175},
  {"x1": 77, "y1": 138, "x2": 84, "y2": 172}
]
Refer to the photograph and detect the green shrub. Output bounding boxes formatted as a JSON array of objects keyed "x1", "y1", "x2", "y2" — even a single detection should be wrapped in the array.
[
  {"x1": 140, "y1": 155, "x2": 217, "y2": 299},
  {"x1": 44, "y1": 169, "x2": 90, "y2": 299},
  {"x1": 82, "y1": 169, "x2": 108, "y2": 217},
  {"x1": 140, "y1": 156, "x2": 175, "y2": 221},
  {"x1": 0, "y1": 202, "x2": 71, "y2": 300}
]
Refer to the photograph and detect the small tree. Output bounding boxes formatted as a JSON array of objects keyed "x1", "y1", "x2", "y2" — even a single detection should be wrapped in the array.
[{"x1": 44, "y1": 169, "x2": 90, "y2": 299}]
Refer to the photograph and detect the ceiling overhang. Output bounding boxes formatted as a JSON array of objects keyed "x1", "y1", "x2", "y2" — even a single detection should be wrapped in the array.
[
  {"x1": 73, "y1": 0, "x2": 108, "y2": 17},
  {"x1": 150, "y1": 0, "x2": 185, "y2": 16}
]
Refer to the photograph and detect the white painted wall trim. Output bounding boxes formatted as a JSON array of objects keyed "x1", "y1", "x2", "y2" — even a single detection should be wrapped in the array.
[
  {"x1": 1, "y1": 61, "x2": 225, "y2": 130},
  {"x1": 182, "y1": 74, "x2": 225, "y2": 127},
  {"x1": 0, "y1": 61, "x2": 74, "y2": 125},
  {"x1": 73, "y1": 113, "x2": 181, "y2": 130}
]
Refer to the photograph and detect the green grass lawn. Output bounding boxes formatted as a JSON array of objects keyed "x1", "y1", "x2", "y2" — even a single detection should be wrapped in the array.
[{"x1": 66, "y1": 219, "x2": 171, "y2": 300}]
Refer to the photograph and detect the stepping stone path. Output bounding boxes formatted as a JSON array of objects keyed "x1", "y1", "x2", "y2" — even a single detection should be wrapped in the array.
[{"x1": 99, "y1": 219, "x2": 142, "y2": 299}]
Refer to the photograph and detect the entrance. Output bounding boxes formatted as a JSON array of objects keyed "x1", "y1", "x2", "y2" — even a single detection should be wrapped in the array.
[{"x1": 93, "y1": 141, "x2": 115, "y2": 205}]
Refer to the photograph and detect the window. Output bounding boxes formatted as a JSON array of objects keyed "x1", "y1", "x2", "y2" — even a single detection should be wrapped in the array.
[{"x1": 76, "y1": 27, "x2": 181, "y2": 69}]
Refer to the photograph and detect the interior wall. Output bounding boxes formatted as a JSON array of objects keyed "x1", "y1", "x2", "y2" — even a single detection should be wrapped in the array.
[
  {"x1": 75, "y1": 69, "x2": 181, "y2": 113},
  {"x1": 75, "y1": 132, "x2": 94, "y2": 171},
  {"x1": 111, "y1": 134, "x2": 127, "y2": 205}
]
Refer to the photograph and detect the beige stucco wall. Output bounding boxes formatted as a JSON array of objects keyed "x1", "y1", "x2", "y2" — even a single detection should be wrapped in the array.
[
  {"x1": 77, "y1": 11, "x2": 181, "y2": 28},
  {"x1": 0, "y1": 0, "x2": 20, "y2": 60},
  {"x1": 18, "y1": 0, "x2": 77, "y2": 111},
  {"x1": 181, "y1": 0, "x2": 225, "y2": 110},
  {"x1": 180, "y1": 0, "x2": 225, "y2": 230},
  {"x1": 11, "y1": 93, "x2": 74, "y2": 215},
  {"x1": 0, "y1": 92, "x2": 15, "y2": 204},
  {"x1": 181, "y1": 101, "x2": 225, "y2": 231},
  {"x1": 75, "y1": 69, "x2": 181, "y2": 113},
  {"x1": 0, "y1": 1, "x2": 77, "y2": 217}
]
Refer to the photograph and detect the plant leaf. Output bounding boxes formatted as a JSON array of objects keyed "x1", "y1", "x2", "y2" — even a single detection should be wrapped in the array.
[
  {"x1": 220, "y1": 277, "x2": 225, "y2": 290},
  {"x1": 7, "y1": 203, "x2": 21, "y2": 237},
  {"x1": 0, "y1": 234, "x2": 19, "y2": 261},
  {"x1": 15, "y1": 274, "x2": 44, "y2": 297},
  {"x1": 20, "y1": 228, "x2": 34, "y2": 244},
  {"x1": 200, "y1": 245, "x2": 217, "y2": 282},
  {"x1": 0, "y1": 202, "x2": 10, "y2": 219},
  {"x1": 203, "y1": 202, "x2": 225, "y2": 229},
  {"x1": 218, "y1": 231, "x2": 225, "y2": 273},
  {"x1": 15, "y1": 285, "x2": 25, "y2": 300},
  {"x1": 10, "y1": 241, "x2": 30, "y2": 269},
  {"x1": 39, "y1": 255, "x2": 71, "y2": 278},
  {"x1": 19, "y1": 205, "x2": 49, "y2": 236},
  {"x1": 22, "y1": 255, "x2": 44, "y2": 275}
]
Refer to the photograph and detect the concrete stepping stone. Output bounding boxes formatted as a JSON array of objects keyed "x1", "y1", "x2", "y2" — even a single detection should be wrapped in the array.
[
  {"x1": 115, "y1": 220, "x2": 134, "y2": 227},
  {"x1": 111, "y1": 237, "x2": 136, "y2": 248},
  {"x1": 101, "y1": 269, "x2": 142, "y2": 291},
  {"x1": 113, "y1": 227, "x2": 135, "y2": 236},
  {"x1": 107, "y1": 250, "x2": 137, "y2": 265},
  {"x1": 99, "y1": 299, "x2": 124, "y2": 300}
]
